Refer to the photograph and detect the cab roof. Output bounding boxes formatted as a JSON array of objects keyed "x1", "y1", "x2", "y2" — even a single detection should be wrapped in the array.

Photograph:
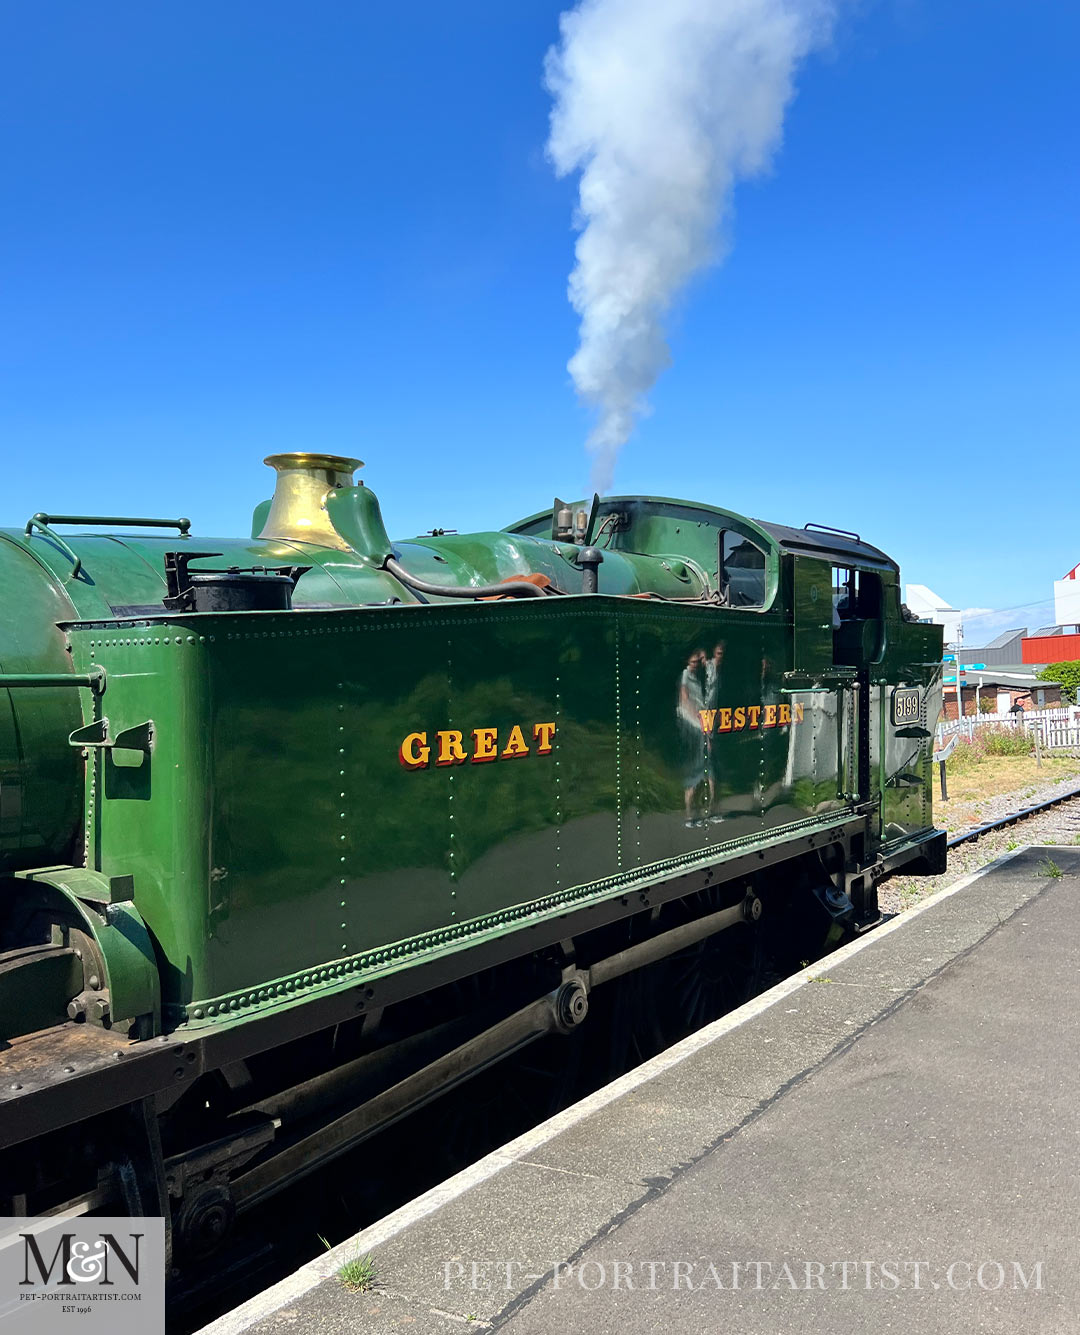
[{"x1": 751, "y1": 520, "x2": 898, "y2": 573}]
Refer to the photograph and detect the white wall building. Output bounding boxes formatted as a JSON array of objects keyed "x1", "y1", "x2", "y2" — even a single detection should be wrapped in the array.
[
  {"x1": 905, "y1": 584, "x2": 962, "y2": 647},
  {"x1": 1054, "y1": 562, "x2": 1080, "y2": 627}
]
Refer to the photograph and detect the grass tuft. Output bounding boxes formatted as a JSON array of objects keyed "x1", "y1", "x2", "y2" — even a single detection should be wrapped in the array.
[
  {"x1": 318, "y1": 1236, "x2": 377, "y2": 1293},
  {"x1": 337, "y1": 1253, "x2": 377, "y2": 1292},
  {"x1": 1037, "y1": 856, "x2": 1063, "y2": 879}
]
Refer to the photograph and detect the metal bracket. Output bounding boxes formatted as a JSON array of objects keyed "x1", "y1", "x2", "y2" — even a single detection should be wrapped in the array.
[
  {"x1": 24, "y1": 513, "x2": 191, "y2": 582},
  {"x1": 782, "y1": 668, "x2": 857, "y2": 694},
  {"x1": 1, "y1": 668, "x2": 106, "y2": 695},
  {"x1": 69, "y1": 718, "x2": 154, "y2": 756}
]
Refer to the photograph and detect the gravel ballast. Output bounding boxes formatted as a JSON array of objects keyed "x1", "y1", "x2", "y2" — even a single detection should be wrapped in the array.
[{"x1": 880, "y1": 771, "x2": 1080, "y2": 915}]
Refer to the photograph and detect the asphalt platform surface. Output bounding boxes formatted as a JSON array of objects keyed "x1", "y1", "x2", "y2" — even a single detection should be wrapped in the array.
[{"x1": 202, "y1": 844, "x2": 1080, "y2": 1335}]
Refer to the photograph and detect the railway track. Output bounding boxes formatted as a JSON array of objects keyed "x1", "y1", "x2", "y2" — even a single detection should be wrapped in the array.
[{"x1": 946, "y1": 783, "x2": 1080, "y2": 849}]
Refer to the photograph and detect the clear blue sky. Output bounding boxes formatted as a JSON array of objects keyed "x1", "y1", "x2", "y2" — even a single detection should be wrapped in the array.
[{"x1": 1, "y1": 1, "x2": 1076, "y2": 639}]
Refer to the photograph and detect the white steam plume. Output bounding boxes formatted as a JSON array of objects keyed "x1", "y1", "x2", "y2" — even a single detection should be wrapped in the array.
[{"x1": 545, "y1": 0, "x2": 835, "y2": 492}]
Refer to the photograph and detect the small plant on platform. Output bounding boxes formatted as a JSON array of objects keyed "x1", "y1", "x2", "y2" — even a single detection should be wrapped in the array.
[
  {"x1": 337, "y1": 1252, "x2": 377, "y2": 1292},
  {"x1": 318, "y1": 1236, "x2": 377, "y2": 1293},
  {"x1": 1037, "y1": 857, "x2": 1063, "y2": 879}
]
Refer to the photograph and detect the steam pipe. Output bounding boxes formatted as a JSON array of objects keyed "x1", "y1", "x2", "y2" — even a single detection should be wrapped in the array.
[
  {"x1": 577, "y1": 545, "x2": 603, "y2": 594},
  {"x1": 383, "y1": 556, "x2": 549, "y2": 600}
]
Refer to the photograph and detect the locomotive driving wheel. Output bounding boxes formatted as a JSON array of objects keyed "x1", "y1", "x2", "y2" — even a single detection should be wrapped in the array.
[
  {"x1": 651, "y1": 885, "x2": 764, "y2": 1043},
  {"x1": 390, "y1": 967, "x2": 586, "y2": 1184}
]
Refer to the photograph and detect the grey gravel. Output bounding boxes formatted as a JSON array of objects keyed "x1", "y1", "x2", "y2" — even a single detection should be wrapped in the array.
[{"x1": 880, "y1": 770, "x2": 1080, "y2": 914}]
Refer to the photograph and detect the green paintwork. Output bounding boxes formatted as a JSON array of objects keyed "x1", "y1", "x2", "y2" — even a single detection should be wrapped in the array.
[
  {"x1": 6, "y1": 868, "x2": 160, "y2": 1038},
  {"x1": 0, "y1": 949, "x2": 82, "y2": 1037},
  {"x1": 0, "y1": 480, "x2": 943, "y2": 1041}
]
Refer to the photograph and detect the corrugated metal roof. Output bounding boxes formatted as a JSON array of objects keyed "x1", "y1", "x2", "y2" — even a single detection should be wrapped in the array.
[
  {"x1": 1028, "y1": 625, "x2": 1080, "y2": 638},
  {"x1": 960, "y1": 671, "x2": 1054, "y2": 689},
  {"x1": 979, "y1": 627, "x2": 1027, "y2": 651}
]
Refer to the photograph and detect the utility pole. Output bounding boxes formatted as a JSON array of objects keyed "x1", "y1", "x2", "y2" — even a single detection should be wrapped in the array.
[{"x1": 955, "y1": 618, "x2": 964, "y2": 719}]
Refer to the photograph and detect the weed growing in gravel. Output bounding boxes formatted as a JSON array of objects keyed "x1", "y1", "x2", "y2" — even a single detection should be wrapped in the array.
[{"x1": 1006, "y1": 840, "x2": 1020, "y2": 851}]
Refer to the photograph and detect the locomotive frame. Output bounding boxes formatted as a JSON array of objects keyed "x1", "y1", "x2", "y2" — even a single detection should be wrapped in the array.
[{"x1": 0, "y1": 454, "x2": 945, "y2": 1264}]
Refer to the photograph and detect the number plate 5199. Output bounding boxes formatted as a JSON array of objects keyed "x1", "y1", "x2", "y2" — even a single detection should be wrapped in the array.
[{"x1": 892, "y1": 688, "x2": 922, "y2": 726}]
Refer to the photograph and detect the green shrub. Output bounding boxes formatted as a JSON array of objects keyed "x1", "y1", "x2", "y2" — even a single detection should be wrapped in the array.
[
  {"x1": 982, "y1": 728, "x2": 1035, "y2": 757},
  {"x1": 945, "y1": 727, "x2": 1034, "y2": 773},
  {"x1": 945, "y1": 738, "x2": 983, "y2": 773},
  {"x1": 1038, "y1": 660, "x2": 1080, "y2": 705}
]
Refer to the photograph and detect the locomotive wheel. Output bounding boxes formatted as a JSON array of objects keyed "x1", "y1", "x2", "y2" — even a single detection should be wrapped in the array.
[
  {"x1": 174, "y1": 1183, "x2": 236, "y2": 1261},
  {"x1": 414, "y1": 1027, "x2": 586, "y2": 1180},
  {"x1": 653, "y1": 886, "x2": 764, "y2": 1043},
  {"x1": 575, "y1": 892, "x2": 762, "y2": 1087},
  {"x1": 580, "y1": 962, "x2": 669, "y2": 1088},
  {"x1": 387, "y1": 966, "x2": 585, "y2": 1182}
]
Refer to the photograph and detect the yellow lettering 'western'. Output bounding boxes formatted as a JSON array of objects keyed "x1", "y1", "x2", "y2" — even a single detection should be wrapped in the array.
[{"x1": 701, "y1": 701, "x2": 799, "y2": 739}]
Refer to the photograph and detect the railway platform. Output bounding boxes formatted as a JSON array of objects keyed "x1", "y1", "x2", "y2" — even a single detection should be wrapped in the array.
[{"x1": 201, "y1": 844, "x2": 1080, "y2": 1335}]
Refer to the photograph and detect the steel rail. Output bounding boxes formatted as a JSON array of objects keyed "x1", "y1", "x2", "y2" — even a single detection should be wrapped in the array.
[{"x1": 946, "y1": 783, "x2": 1080, "y2": 849}]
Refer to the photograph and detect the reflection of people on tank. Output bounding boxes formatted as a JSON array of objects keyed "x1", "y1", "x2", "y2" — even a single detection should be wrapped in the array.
[
  {"x1": 703, "y1": 644, "x2": 725, "y2": 822},
  {"x1": 759, "y1": 654, "x2": 784, "y2": 807},
  {"x1": 705, "y1": 643, "x2": 724, "y2": 709},
  {"x1": 677, "y1": 649, "x2": 708, "y2": 826}
]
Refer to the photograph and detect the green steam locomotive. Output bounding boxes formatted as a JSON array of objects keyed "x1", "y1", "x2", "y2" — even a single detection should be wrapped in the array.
[{"x1": 0, "y1": 453, "x2": 944, "y2": 1260}]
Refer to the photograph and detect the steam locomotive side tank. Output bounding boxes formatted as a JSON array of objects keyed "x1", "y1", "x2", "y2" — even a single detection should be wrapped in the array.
[{"x1": 0, "y1": 454, "x2": 944, "y2": 1258}]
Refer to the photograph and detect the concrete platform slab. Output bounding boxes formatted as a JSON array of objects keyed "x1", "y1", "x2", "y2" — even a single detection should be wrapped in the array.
[{"x1": 201, "y1": 845, "x2": 1080, "y2": 1335}]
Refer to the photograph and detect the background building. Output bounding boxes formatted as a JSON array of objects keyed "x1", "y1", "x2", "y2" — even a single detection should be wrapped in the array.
[
  {"x1": 904, "y1": 585, "x2": 961, "y2": 645},
  {"x1": 1054, "y1": 562, "x2": 1080, "y2": 626},
  {"x1": 1022, "y1": 625, "x2": 1080, "y2": 665},
  {"x1": 941, "y1": 671, "x2": 1062, "y2": 720},
  {"x1": 955, "y1": 627, "x2": 1028, "y2": 668}
]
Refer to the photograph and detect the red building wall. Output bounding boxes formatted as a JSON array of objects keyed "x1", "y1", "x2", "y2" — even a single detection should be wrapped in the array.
[{"x1": 1021, "y1": 634, "x2": 1080, "y2": 665}]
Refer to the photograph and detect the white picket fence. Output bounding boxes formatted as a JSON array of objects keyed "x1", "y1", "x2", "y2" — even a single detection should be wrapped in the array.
[{"x1": 935, "y1": 706, "x2": 1080, "y2": 752}]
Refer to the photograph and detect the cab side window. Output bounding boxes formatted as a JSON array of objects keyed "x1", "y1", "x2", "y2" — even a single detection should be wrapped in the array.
[
  {"x1": 831, "y1": 567, "x2": 883, "y2": 623},
  {"x1": 719, "y1": 531, "x2": 767, "y2": 609}
]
